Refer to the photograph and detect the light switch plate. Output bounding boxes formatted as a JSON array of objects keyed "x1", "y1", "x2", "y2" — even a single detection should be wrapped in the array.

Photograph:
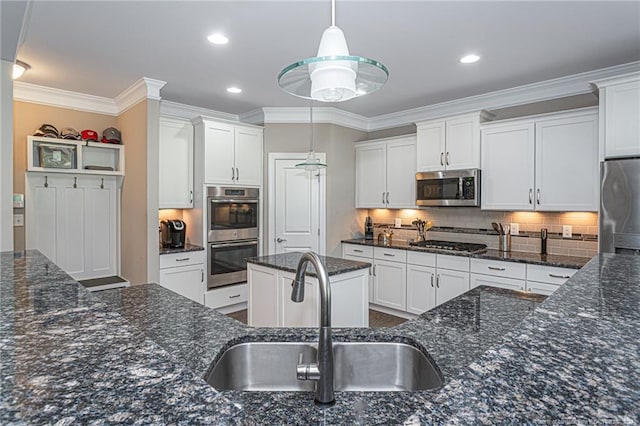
[
  {"x1": 562, "y1": 225, "x2": 572, "y2": 238},
  {"x1": 510, "y1": 223, "x2": 519, "y2": 235},
  {"x1": 13, "y1": 214, "x2": 24, "y2": 227}
]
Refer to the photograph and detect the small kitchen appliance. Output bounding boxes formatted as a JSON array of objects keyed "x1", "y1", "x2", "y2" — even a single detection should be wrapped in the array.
[
  {"x1": 415, "y1": 169, "x2": 480, "y2": 207},
  {"x1": 161, "y1": 219, "x2": 186, "y2": 248},
  {"x1": 364, "y1": 216, "x2": 374, "y2": 240}
]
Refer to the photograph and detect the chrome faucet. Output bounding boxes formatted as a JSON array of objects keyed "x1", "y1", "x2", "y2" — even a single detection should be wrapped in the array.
[{"x1": 290, "y1": 252, "x2": 334, "y2": 405}]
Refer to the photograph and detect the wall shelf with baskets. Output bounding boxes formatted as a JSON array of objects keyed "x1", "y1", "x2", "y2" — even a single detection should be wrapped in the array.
[{"x1": 27, "y1": 136, "x2": 125, "y2": 176}]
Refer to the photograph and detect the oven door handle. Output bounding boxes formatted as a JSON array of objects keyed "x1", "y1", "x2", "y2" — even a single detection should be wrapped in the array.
[
  {"x1": 210, "y1": 240, "x2": 259, "y2": 248},
  {"x1": 209, "y1": 199, "x2": 259, "y2": 204}
]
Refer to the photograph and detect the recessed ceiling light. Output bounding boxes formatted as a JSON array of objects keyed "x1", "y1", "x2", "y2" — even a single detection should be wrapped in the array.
[
  {"x1": 208, "y1": 33, "x2": 229, "y2": 45},
  {"x1": 227, "y1": 87, "x2": 242, "y2": 94},
  {"x1": 460, "y1": 54, "x2": 480, "y2": 64}
]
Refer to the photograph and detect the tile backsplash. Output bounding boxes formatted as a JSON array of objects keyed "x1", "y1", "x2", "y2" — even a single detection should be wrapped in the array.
[{"x1": 364, "y1": 208, "x2": 598, "y2": 258}]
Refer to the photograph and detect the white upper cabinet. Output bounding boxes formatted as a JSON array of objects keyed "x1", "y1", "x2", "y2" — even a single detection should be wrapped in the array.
[
  {"x1": 593, "y1": 72, "x2": 640, "y2": 159},
  {"x1": 197, "y1": 118, "x2": 263, "y2": 186},
  {"x1": 355, "y1": 135, "x2": 416, "y2": 208},
  {"x1": 535, "y1": 114, "x2": 599, "y2": 211},
  {"x1": 416, "y1": 112, "x2": 487, "y2": 172},
  {"x1": 481, "y1": 109, "x2": 598, "y2": 212},
  {"x1": 159, "y1": 117, "x2": 194, "y2": 208},
  {"x1": 481, "y1": 122, "x2": 535, "y2": 211}
]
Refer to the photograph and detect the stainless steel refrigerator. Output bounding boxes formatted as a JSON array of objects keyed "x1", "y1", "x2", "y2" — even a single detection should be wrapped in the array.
[{"x1": 600, "y1": 157, "x2": 640, "y2": 254}]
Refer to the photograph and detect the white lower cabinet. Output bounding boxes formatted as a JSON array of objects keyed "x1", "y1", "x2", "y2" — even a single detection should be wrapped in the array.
[
  {"x1": 343, "y1": 249, "x2": 374, "y2": 303},
  {"x1": 526, "y1": 264, "x2": 577, "y2": 295},
  {"x1": 471, "y1": 274, "x2": 525, "y2": 292},
  {"x1": 436, "y1": 268, "x2": 470, "y2": 305},
  {"x1": 373, "y1": 259, "x2": 407, "y2": 311},
  {"x1": 469, "y1": 258, "x2": 576, "y2": 295},
  {"x1": 159, "y1": 251, "x2": 205, "y2": 304},
  {"x1": 247, "y1": 263, "x2": 368, "y2": 328},
  {"x1": 406, "y1": 264, "x2": 436, "y2": 314}
]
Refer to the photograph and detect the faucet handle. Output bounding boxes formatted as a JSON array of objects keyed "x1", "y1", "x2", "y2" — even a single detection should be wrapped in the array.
[{"x1": 296, "y1": 352, "x2": 320, "y2": 381}]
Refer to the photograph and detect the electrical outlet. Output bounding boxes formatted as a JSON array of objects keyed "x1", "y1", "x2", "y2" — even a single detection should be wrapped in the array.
[
  {"x1": 562, "y1": 225, "x2": 572, "y2": 238},
  {"x1": 13, "y1": 214, "x2": 24, "y2": 227},
  {"x1": 510, "y1": 223, "x2": 519, "y2": 235}
]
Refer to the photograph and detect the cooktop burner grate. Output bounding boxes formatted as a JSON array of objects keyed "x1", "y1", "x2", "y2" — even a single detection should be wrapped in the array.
[{"x1": 409, "y1": 240, "x2": 487, "y2": 253}]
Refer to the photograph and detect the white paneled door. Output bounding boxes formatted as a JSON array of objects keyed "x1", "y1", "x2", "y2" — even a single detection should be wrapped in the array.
[{"x1": 269, "y1": 154, "x2": 326, "y2": 255}]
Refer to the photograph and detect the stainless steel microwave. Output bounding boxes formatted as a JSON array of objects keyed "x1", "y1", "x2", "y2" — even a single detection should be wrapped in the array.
[{"x1": 416, "y1": 169, "x2": 480, "y2": 207}]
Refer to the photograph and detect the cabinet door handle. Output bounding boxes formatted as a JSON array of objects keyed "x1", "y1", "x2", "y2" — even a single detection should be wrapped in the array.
[
  {"x1": 446, "y1": 152, "x2": 450, "y2": 166},
  {"x1": 386, "y1": 192, "x2": 390, "y2": 205},
  {"x1": 529, "y1": 188, "x2": 533, "y2": 204},
  {"x1": 190, "y1": 190, "x2": 193, "y2": 204},
  {"x1": 73, "y1": 177, "x2": 78, "y2": 189},
  {"x1": 100, "y1": 178, "x2": 104, "y2": 189},
  {"x1": 440, "y1": 152, "x2": 444, "y2": 166},
  {"x1": 44, "y1": 175, "x2": 49, "y2": 188},
  {"x1": 176, "y1": 257, "x2": 190, "y2": 262},
  {"x1": 201, "y1": 269, "x2": 204, "y2": 283},
  {"x1": 383, "y1": 253, "x2": 395, "y2": 257},
  {"x1": 549, "y1": 273, "x2": 571, "y2": 279},
  {"x1": 382, "y1": 192, "x2": 385, "y2": 205},
  {"x1": 436, "y1": 274, "x2": 440, "y2": 288},
  {"x1": 236, "y1": 168, "x2": 239, "y2": 181},
  {"x1": 430, "y1": 274, "x2": 434, "y2": 288},
  {"x1": 488, "y1": 266, "x2": 506, "y2": 271},
  {"x1": 373, "y1": 265, "x2": 377, "y2": 277},
  {"x1": 536, "y1": 188, "x2": 540, "y2": 205},
  {"x1": 229, "y1": 294, "x2": 241, "y2": 299},
  {"x1": 232, "y1": 167, "x2": 235, "y2": 181}
]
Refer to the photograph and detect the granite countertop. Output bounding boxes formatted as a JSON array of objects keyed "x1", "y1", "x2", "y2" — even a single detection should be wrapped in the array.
[
  {"x1": 246, "y1": 251, "x2": 371, "y2": 277},
  {"x1": 159, "y1": 242, "x2": 205, "y2": 255},
  {"x1": 342, "y1": 238, "x2": 590, "y2": 269},
  {"x1": 2, "y1": 250, "x2": 638, "y2": 423}
]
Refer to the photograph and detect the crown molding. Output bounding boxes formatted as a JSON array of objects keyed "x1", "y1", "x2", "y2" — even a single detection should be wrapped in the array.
[
  {"x1": 590, "y1": 70, "x2": 640, "y2": 88},
  {"x1": 243, "y1": 107, "x2": 370, "y2": 131},
  {"x1": 13, "y1": 81, "x2": 119, "y2": 115},
  {"x1": 160, "y1": 99, "x2": 239, "y2": 122},
  {"x1": 368, "y1": 61, "x2": 640, "y2": 131},
  {"x1": 115, "y1": 77, "x2": 166, "y2": 114}
]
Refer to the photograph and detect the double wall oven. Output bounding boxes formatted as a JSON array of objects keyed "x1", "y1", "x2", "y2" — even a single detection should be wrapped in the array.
[{"x1": 207, "y1": 186, "x2": 259, "y2": 290}]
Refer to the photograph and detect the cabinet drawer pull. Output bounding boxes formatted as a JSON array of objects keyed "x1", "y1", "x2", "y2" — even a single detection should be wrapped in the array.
[
  {"x1": 353, "y1": 249, "x2": 364, "y2": 253},
  {"x1": 549, "y1": 273, "x2": 571, "y2": 279},
  {"x1": 488, "y1": 266, "x2": 506, "y2": 271},
  {"x1": 229, "y1": 294, "x2": 241, "y2": 299},
  {"x1": 176, "y1": 257, "x2": 190, "y2": 262},
  {"x1": 383, "y1": 253, "x2": 395, "y2": 257}
]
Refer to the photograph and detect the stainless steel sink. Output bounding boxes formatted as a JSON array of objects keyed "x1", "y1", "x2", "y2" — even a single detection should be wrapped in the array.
[{"x1": 206, "y1": 341, "x2": 443, "y2": 392}]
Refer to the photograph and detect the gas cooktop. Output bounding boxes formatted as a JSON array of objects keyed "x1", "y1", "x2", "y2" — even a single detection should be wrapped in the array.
[{"x1": 409, "y1": 240, "x2": 487, "y2": 254}]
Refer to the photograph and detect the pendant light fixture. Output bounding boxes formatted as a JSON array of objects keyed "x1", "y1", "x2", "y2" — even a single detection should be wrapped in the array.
[
  {"x1": 278, "y1": 0, "x2": 388, "y2": 102},
  {"x1": 296, "y1": 103, "x2": 327, "y2": 171}
]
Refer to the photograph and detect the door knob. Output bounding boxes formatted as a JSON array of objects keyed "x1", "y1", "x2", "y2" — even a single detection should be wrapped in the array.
[{"x1": 276, "y1": 237, "x2": 287, "y2": 243}]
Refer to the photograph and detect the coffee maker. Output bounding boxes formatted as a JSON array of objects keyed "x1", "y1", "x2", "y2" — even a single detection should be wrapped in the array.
[
  {"x1": 160, "y1": 219, "x2": 186, "y2": 248},
  {"x1": 364, "y1": 216, "x2": 374, "y2": 240}
]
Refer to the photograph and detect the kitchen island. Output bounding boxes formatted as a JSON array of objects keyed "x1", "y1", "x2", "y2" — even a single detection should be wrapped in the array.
[
  {"x1": 1, "y1": 250, "x2": 638, "y2": 424},
  {"x1": 245, "y1": 251, "x2": 371, "y2": 327}
]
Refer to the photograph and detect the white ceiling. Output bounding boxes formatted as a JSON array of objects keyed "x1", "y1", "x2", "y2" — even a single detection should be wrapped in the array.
[{"x1": 15, "y1": 1, "x2": 640, "y2": 118}]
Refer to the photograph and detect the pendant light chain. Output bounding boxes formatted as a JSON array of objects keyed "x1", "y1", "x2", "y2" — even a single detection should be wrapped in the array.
[{"x1": 310, "y1": 102, "x2": 315, "y2": 152}]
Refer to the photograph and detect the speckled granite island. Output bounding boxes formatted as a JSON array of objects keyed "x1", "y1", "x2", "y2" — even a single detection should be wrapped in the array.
[{"x1": 2, "y1": 250, "x2": 639, "y2": 424}]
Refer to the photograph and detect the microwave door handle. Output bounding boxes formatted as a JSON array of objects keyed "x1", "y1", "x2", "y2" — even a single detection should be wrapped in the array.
[{"x1": 210, "y1": 240, "x2": 259, "y2": 248}]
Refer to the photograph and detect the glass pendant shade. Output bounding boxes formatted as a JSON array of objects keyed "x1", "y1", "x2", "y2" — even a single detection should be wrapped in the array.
[{"x1": 278, "y1": 0, "x2": 388, "y2": 102}]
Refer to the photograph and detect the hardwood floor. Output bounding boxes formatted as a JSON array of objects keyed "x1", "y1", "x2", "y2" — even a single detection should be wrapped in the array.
[{"x1": 225, "y1": 309, "x2": 407, "y2": 328}]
